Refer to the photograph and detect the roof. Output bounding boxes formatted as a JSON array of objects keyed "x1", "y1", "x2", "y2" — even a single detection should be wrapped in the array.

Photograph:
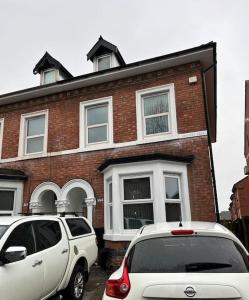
[
  {"x1": 140, "y1": 221, "x2": 230, "y2": 236},
  {"x1": 0, "y1": 168, "x2": 28, "y2": 180},
  {"x1": 0, "y1": 42, "x2": 217, "y2": 142},
  {"x1": 98, "y1": 153, "x2": 194, "y2": 172},
  {"x1": 33, "y1": 52, "x2": 73, "y2": 79},
  {"x1": 87, "y1": 36, "x2": 126, "y2": 66}
]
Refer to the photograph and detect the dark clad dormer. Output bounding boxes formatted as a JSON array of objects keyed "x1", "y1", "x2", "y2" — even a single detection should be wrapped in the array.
[
  {"x1": 87, "y1": 36, "x2": 125, "y2": 71},
  {"x1": 33, "y1": 52, "x2": 73, "y2": 85}
]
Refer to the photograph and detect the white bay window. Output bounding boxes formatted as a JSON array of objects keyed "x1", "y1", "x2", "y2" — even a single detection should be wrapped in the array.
[{"x1": 103, "y1": 160, "x2": 191, "y2": 241}]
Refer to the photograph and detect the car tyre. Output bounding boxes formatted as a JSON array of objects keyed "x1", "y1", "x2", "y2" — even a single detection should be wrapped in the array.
[{"x1": 64, "y1": 265, "x2": 85, "y2": 300}]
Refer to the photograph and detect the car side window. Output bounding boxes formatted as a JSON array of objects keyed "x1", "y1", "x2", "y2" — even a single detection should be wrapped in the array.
[
  {"x1": 3, "y1": 222, "x2": 35, "y2": 256},
  {"x1": 34, "y1": 220, "x2": 62, "y2": 251},
  {"x1": 66, "y1": 218, "x2": 92, "y2": 237}
]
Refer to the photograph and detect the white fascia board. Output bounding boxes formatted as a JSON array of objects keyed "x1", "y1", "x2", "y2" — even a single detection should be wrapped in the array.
[{"x1": 0, "y1": 48, "x2": 214, "y2": 106}]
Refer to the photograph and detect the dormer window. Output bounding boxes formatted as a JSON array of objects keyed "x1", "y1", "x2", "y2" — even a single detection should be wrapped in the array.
[
  {"x1": 33, "y1": 52, "x2": 73, "y2": 86},
  {"x1": 87, "y1": 36, "x2": 126, "y2": 72},
  {"x1": 97, "y1": 55, "x2": 111, "y2": 71},
  {"x1": 43, "y1": 69, "x2": 56, "y2": 84}
]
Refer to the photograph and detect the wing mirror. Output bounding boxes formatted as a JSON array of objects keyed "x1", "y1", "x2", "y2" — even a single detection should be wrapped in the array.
[{"x1": 3, "y1": 246, "x2": 27, "y2": 264}]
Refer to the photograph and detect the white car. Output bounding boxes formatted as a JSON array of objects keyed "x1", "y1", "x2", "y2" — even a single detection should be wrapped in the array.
[
  {"x1": 103, "y1": 221, "x2": 249, "y2": 299},
  {"x1": 0, "y1": 215, "x2": 98, "y2": 300}
]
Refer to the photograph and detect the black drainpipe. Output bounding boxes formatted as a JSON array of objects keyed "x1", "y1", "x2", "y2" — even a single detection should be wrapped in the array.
[{"x1": 201, "y1": 61, "x2": 220, "y2": 223}]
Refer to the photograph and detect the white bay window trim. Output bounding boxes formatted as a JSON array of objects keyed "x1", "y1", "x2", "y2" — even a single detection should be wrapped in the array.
[
  {"x1": 80, "y1": 96, "x2": 113, "y2": 150},
  {"x1": 103, "y1": 160, "x2": 191, "y2": 241},
  {"x1": 136, "y1": 84, "x2": 178, "y2": 142},
  {"x1": 18, "y1": 110, "x2": 48, "y2": 158},
  {"x1": 0, "y1": 118, "x2": 4, "y2": 160}
]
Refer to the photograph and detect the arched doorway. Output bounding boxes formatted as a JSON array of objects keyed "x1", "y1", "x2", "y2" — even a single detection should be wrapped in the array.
[
  {"x1": 67, "y1": 187, "x2": 87, "y2": 217},
  {"x1": 61, "y1": 179, "x2": 96, "y2": 223},
  {"x1": 30, "y1": 182, "x2": 61, "y2": 214}
]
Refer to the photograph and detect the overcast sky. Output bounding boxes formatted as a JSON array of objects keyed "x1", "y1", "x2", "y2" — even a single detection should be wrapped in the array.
[{"x1": 0, "y1": 0, "x2": 248, "y2": 211}]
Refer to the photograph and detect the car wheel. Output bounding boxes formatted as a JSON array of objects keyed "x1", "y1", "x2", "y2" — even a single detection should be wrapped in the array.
[{"x1": 64, "y1": 265, "x2": 85, "y2": 300}]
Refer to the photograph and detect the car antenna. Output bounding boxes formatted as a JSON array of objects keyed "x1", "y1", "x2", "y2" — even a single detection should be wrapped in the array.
[{"x1": 179, "y1": 216, "x2": 183, "y2": 227}]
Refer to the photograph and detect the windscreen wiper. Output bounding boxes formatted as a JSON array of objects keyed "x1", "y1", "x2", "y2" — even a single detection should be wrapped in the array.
[{"x1": 185, "y1": 262, "x2": 232, "y2": 272}]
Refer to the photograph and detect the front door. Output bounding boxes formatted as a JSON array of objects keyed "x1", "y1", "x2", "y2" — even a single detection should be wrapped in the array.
[{"x1": 0, "y1": 222, "x2": 44, "y2": 300}]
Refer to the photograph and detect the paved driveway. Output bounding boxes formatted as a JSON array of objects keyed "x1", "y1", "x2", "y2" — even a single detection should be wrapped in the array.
[{"x1": 83, "y1": 265, "x2": 111, "y2": 300}]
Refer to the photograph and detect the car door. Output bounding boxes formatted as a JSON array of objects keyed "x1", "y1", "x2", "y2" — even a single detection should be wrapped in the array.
[
  {"x1": 33, "y1": 220, "x2": 69, "y2": 298},
  {"x1": 0, "y1": 221, "x2": 44, "y2": 300}
]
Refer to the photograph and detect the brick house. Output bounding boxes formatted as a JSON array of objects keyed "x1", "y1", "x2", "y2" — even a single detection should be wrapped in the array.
[
  {"x1": 229, "y1": 177, "x2": 249, "y2": 221},
  {"x1": 0, "y1": 37, "x2": 218, "y2": 263}
]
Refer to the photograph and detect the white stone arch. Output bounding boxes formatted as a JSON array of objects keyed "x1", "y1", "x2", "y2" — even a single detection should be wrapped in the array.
[
  {"x1": 61, "y1": 179, "x2": 96, "y2": 223},
  {"x1": 30, "y1": 182, "x2": 61, "y2": 214}
]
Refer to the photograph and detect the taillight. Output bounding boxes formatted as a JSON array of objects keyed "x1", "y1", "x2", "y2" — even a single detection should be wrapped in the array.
[
  {"x1": 171, "y1": 229, "x2": 194, "y2": 235},
  {"x1": 105, "y1": 258, "x2": 130, "y2": 299}
]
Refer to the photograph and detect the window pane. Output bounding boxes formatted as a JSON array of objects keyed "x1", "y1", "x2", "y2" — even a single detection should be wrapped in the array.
[
  {"x1": 88, "y1": 125, "x2": 107, "y2": 143},
  {"x1": 0, "y1": 191, "x2": 14, "y2": 211},
  {"x1": 27, "y1": 115, "x2": 45, "y2": 136},
  {"x1": 109, "y1": 206, "x2": 113, "y2": 230},
  {"x1": 66, "y1": 218, "x2": 92, "y2": 236},
  {"x1": 165, "y1": 203, "x2": 181, "y2": 221},
  {"x1": 129, "y1": 237, "x2": 249, "y2": 273},
  {"x1": 26, "y1": 136, "x2": 44, "y2": 153},
  {"x1": 124, "y1": 177, "x2": 151, "y2": 200},
  {"x1": 143, "y1": 92, "x2": 169, "y2": 116},
  {"x1": 44, "y1": 70, "x2": 56, "y2": 84},
  {"x1": 165, "y1": 176, "x2": 180, "y2": 199},
  {"x1": 145, "y1": 115, "x2": 169, "y2": 135},
  {"x1": 98, "y1": 56, "x2": 111, "y2": 71},
  {"x1": 87, "y1": 105, "x2": 108, "y2": 126},
  {"x1": 34, "y1": 221, "x2": 61, "y2": 251},
  {"x1": 108, "y1": 182, "x2": 112, "y2": 203},
  {"x1": 123, "y1": 203, "x2": 154, "y2": 229},
  {"x1": 4, "y1": 222, "x2": 35, "y2": 256}
]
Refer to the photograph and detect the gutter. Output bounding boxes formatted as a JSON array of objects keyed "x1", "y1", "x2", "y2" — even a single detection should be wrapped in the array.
[{"x1": 201, "y1": 53, "x2": 220, "y2": 223}]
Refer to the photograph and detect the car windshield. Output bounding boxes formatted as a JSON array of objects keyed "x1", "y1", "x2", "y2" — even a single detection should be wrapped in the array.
[
  {"x1": 128, "y1": 236, "x2": 249, "y2": 273},
  {"x1": 0, "y1": 225, "x2": 8, "y2": 239}
]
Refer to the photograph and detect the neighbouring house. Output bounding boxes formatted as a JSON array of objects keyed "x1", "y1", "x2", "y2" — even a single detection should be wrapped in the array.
[
  {"x1": 0, "y1": 36, "x2": 218, "y2": 265},
  {"x1": 229, "y1": 177, "x2": 249, "y2": 221}
]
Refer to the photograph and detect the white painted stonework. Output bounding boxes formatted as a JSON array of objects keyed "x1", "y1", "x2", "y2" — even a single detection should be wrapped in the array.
[{"x1": 29, "y1": 179, "x2": 96, "y2": 223}]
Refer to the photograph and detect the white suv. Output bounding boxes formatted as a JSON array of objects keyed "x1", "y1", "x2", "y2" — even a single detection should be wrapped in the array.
[{"x1": 103, "y1": 222, "x2": 249, "y2": 299}]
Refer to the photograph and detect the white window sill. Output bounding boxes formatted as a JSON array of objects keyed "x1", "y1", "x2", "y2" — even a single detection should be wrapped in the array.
[{"x1": 104, "y1": 233, "x2": 137, "y2": 241}]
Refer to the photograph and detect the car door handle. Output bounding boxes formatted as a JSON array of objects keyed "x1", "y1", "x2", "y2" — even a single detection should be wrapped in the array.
[
  {"x1": 32, "y1": 260, "x2": 43, "y2": 267},
  {"x1": 62, "y1": 249, "x2": 69, "y2": 254}
]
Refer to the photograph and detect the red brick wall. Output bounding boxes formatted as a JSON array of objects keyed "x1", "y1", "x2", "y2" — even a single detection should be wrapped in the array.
[
  {"x1": 0, "y1": 62, "x2": 206, "y2": 158},
  {"x1": 0, "y1": 62, "x2": 215, "y2": 227}
]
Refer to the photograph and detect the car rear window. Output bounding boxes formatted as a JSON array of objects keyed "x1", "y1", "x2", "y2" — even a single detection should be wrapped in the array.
[
  {"x1": 128, "y1": 236, "x2": 249, "y2": 273},
  {"x1": 0, "y1": 226, "x2": 8, "y2": 239},
  {"x1": 66, "y1": 218, "x2": 92, "y2": 236}
]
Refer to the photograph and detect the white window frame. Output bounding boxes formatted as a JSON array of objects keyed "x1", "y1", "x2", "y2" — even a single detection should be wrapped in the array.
[
  {"x1": 0, "y1": 181, "x2": 23, "y2": 216},
  {"x1": 80, "y1": 97, "x2": 113, "y2": 150},
  {"x1": 93, "y1": 54, "x2": 112, "y2": 72},
  {"x1": 18, "y1": 110, "x2": 48, "y2": 157},
  {"x1": 41, "y1": 68, "x2": 57, "y2": 85},
  {"x1": 136, "y1": 84, "x2": 178, "y2": 142},
  {"x1": 121, "y1": 173, "x2": 154, "y2": 233},
  {"x1": 164, "y1": 174, "x2": 183, "y2": 221},
  {"x1": 0, "y1": 118, "x2": 4, "y2": 160}
]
